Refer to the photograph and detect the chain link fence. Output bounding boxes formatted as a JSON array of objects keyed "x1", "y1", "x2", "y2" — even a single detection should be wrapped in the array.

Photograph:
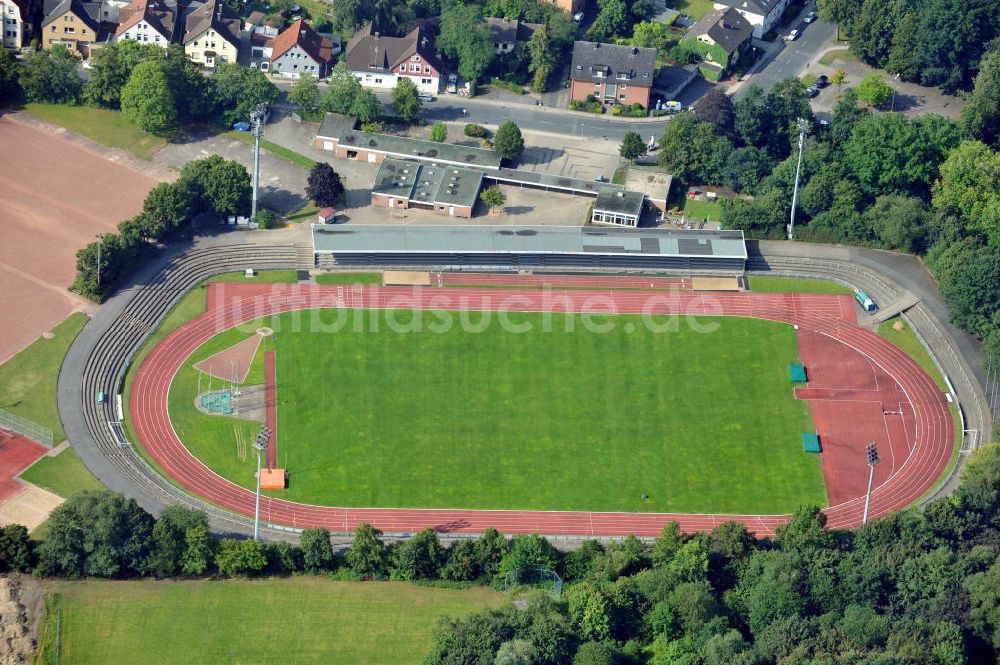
[{"x1": 0, "y1": 408, "x2": 54, "y2": 447}]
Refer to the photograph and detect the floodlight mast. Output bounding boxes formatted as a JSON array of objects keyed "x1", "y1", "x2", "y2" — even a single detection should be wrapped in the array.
[
  {"x1": 252, "y1": 425, "x2": 271, "y2": 540},
  {"x1": 250, "y1": 104, "x2": 269, "y2": 220},
  {"x1": 862, "y1": 442, "x2": 880, "y2": 524},
  {"x1": 787, "y1": 118, "x2": 811, "y2": 241}
]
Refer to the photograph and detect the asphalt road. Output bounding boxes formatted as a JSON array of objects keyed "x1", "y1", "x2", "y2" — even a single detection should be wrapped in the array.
[{"x1": 735, "y1": 18, "x2": 835, "y2": 99}]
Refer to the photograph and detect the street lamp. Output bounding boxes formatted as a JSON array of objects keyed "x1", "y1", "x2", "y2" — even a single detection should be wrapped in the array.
[
  {"x1": 249, "y1": 104, "x2": 269, "y2": 220},
  {"x1": 787, "y1": 118, "x2": 811, "y2": 241},
  {"x1": 95, "y1": 232, "x2": 105, "y2": 290},
  {"x1": 252, "y1": 424, "x2": 271, "y2": 540},
  {"x1": 862, "y1": 442, "x2": 879, "y2": 524}
]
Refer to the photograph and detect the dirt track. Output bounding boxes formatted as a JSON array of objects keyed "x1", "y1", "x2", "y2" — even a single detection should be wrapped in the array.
[{"x1": 0, "y1": 116, "x2": 160, "y2": 363}]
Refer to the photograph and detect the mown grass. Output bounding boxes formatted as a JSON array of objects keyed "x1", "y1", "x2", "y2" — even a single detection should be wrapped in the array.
[
  {"x1": 20, "y1": 447, "x2": 104, "y2": 498},
  {"x1": 286, "y1": 201, "x2": 321, "y2": 223},
  {"x1": 663, "y1": 0, "x2": 716, "y2": 19},
  {"x1": 208, "y1": 270, "x2": 300, "y2": 284},
  {"x1": 172, "y1": 310, "x2": 825, "y2": 514},
  {"x1": 40, "y1": 578, "x2": 500, "y2": 665},
  {"x1": 0, "y1": 313, "x2": 88, "y2": 442},
  {"x1": 314, "y1": 272, "x2": 383, "y2": 285},
  {"x1": 747, "y1": 276, "x2": 853, "y2": 295},
  {"x1": 877, "y1": 317, "x2": 948, "y2": 392},
  {"x1": 819, "y1": 49, "x2": 861, "y2": 66},
  {"x1": 681, "y1": 197, "x2": 723, "y2": 221},
  {"x1": 224, "y1": 130, "x2": 318, "y2": 169},
  {"x1": 23, "y1": 104, "x2": 167, "y2": 160}
]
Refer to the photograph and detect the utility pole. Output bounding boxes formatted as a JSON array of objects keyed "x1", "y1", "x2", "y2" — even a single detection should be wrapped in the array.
[
  {"x1": 95, "y1": 232, "x2": 105, "y2": 290},
  {"x1": 787, "y1": 118, "x2": 811, "y2": 241},
  {"x1": 252, "y1": 425, "x2": 271, "y2": 540},
  {"x1": 862, "y1": 442, "x2": 879, "y2": 524},
  {"x1": 250, "y1": 104, "x2": 269, "y2": 220}
]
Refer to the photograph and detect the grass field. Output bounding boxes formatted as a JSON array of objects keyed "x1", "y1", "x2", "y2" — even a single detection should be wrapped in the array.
[
  {"x1": 171, "y1": 310, "x2": 825, "y2": 514},
  {"x1": 224, "y1": 130, "x2": 318, "y2": 169},
  {"x1": 20, "y1": 447, "x2": 103, "y2": 498},
  {"x1": 681, "y1": 197, "x2": 723, "y2": 222},
  {"x1": 0, "y1": 313, "x2": 88, "y2": 443},
  {"x1": 877, "y1": 317, "x2": 948, "y2": 392},
  {"x1": 38, "y1": 579, "x2": 500, "y2": 665},
  {"x1": 748, "y1": 276, "x2": 853, "y2": 295},
  {"x1": 819, "y1": 49, "x2": 861, "y2": 66},
  {"x1": 208, "y1": 270, "x2": 300, "y2": 284},
  {"x1": 664, "y1": 0, "x2": 715, "y2": 19},
  {"x1": 23, "y1": 104, "x2": 167, "y2": 160}
]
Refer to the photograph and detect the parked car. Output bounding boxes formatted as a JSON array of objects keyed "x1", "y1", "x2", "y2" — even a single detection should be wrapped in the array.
[
  {"x1": 573, "y1": 11, "x2": 584, "y2": 22},
  {"x1": 418, "y1": 94, "x2": 435, "y2": 102},
  {"x1": 785, "y1": 29, "x2": 800, "y2": 40},
  {"x1": 232, "y1": 121, "x2": 251, "y2": 131},
  {"x1": 806, "y1": 86, "x2": 819, "y2": 98},
  {"x1": 815, "y1": 74, "x2": 829, "y2": 88},
  {"x1": 664, "y1": 100, "x2": 683, "y2": 112},
  {"x1": 804, "y1": 11, "x2": 816, "y2": 23}
]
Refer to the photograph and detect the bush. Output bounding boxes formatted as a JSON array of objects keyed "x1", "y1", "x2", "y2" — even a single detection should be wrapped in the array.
[
  {"x1": 612, "y1": 103, "x2": 647, "y2": 117},
  {"x1": 254, "y1": 209, "x2": 274, "y2": 229},
  {"x1": 570, "y1": 96, "x2": 605, "y2": 113},
  {"x1": 464, "y1": 123, "x2": 489, "y2": 138},
  {"x1": 429, "y1": 121, "x2": 448, "y2": 142},
  {"x1": 359, "y1": 121, "x2": 384, "y2": 132}
]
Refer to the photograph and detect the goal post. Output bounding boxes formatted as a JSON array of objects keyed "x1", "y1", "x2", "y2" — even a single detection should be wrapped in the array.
[{"x1": 503, "y1": 566, "x2": 562, "y2": 598}]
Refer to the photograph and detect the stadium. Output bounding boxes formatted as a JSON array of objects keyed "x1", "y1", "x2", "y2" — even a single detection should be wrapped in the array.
[{"x1": 112, "y1": 227, "x2": 957, "y2": 538}]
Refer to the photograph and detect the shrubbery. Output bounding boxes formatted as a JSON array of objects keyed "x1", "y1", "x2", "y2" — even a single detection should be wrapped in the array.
[
  {"x1": 464, "y1": 123, "x2": 489, "y2": 138},
  {"x1": 611, "y1": 103, "x2": 646, "y2": 117},
  {"x1": 569, "y1": 95, "x2": 604, "y2": 113}
]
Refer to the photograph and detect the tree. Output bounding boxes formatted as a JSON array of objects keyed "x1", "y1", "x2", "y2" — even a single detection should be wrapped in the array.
[
  {"x1": 830, "y1": 68, "x2": 848, "y2": 92},
  {"x1": 215, "y1": 539, "x2": 268, "y2": 577},
  {"x1": 721, "y1": 146, "x2": 773, "y2": 194},
  {"x1": 0, "y1": 525, "x2": 33, "y2": 573},
  {"x1": 495, "y1": 533, "x2": 559, "y2": 585},
  {"x1": 429, "y1": 121, "x2": 448, "y2": 142},
  {"x1": 0, "y1": 47, "x2": 20, "y2": 103},
  {"x1": 306, "y1": 162, "x2": 345, "y2": 207},
  {"x1": 288, "y1": 73, "x2": 320, "y2": 113},
  {"x1": 573, "y1": 640, "x2": 620, "y2": 665},
  {"x1": 18, "y1": 46, "x2": 81, "y2": 104},
  {"x1": 148, "y1": 505, "x2": 208, "y2": 578},
  {"x1": 213, "y1": 62, "x2": 279, "y2": 125},
  {"x1": 349, "y1": 88, "x2": 383, "y2": 124},
  {"x1": 480, "y1": 185, "x2": 507, "y2": 213},
  {"x1": 694, "y1": 87, "x2": 736, "y2": 139},
  {"x1": 829, "y1": 88, "x2": 869, "y2": 148},
  {"x1": 179, "y1": 155, "x2": 253, "y2": 215},
  {"x1": 141, "y1": 182, "x2": 194, "y2": 240},
  {"x1": 438, "y1": 2, "x2": 494, "y2": 86},
  {"x1": 476, "y1": 528, "x2": 509, "y2": 579},
  {"x1": 120, "y1": 59, "x2": 177, "y2": 137},
  {"x1": 160, "y1": 44, "x2": 216, "y2": 122},
  {"x1": 566, "y1": 584, "x2": 613, "y2": 641},
  {"x1": 347, "y1": 523, "x2": 387, "y2": 578},
  {"x1": 496, "y1": 638, "x2": 538, "y2": 665},
  {"x1": 181, "y1": 524, "x2": 214, "y2": 576},
  {"x1": 932, "y1": 139, "x2": 1000, "y2": 246},
  {"x1": 371, "y1": 0, "x2": 413, "y2": 36},
  {"x1": 775, "y1": 505, "x2": 830, "y2": 551},
  {"x1": 961, "y1": 47, "x2": 1000, "y2": 148},
  {"x1": 527, "y1": 27, "x2": 555, "y2": 93},
  {"x1": 589, "y1": 0, "x2": 630, "y2": 40},
  {"x1": 863, "y1": 195, "x2": 937, "y2": 253},
  {"x1": 855, "y1": 72, "x2": 894, "y2": 107},
  {"x1": 619, "y1": 131, "x2": 647, "y2": 161},
  {"x1": 83, "y1": 40, "x2": 158, "y2": 109},
  {"x1": 300, "y1": 528, "x2": 335, "y2": 573},
  {"x1": 323, "y1": 62, "x2": 364, "y2": 114},
  {"x1": 391, "y1": 76, "x2": 422, "y2": 123},
  {"x1": 494, "y1": 121, "x2": 525, "y2": 161},
  {"x1": 36, "y1": 491, "x2": 155, "y2": 578},
  {"x1": 658, "y1": 112, "x2": 726, "y2": 183},
  {"x1": 389, "y1": 528, "x2": 445, "y2": 581}
]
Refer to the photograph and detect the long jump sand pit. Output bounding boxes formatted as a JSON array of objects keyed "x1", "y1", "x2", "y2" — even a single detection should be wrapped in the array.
[{"x1": 0, "y1": 116, "x2": 162, "y2": 363}]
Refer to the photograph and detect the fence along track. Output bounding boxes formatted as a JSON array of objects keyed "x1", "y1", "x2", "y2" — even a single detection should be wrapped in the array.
[{"x1": 0, "y1": 408, "x2": 54, "y2": 447}]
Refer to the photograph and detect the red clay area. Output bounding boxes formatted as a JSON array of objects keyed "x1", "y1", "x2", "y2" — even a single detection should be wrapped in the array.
[
  {"x1": 0, "y1": 432, "x2": 48, "y2": 502},
  {"x1": 128, "y1": 281, "x2": 954, "y2": 537},
  {"x1": 193, "y1": 333, "x2": 262, "y2": 383},
  {"x1": 0, "y1": 117, "x2": 159, "y2": 363}
]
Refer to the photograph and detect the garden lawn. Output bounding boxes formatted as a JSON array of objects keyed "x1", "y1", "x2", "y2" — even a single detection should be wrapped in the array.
[
  {"x1": 20, "y1": 447, "x2": 103, "y2": 498},
  {"x1": 170, "y1": 310, "x2": 825, "y2": 514},
  {"x1": 748, "y1": 276, "x2": 853, "y2": 295},
  {"x1": 23, "y1": 104, "x2": 167, "y2": 160},
  {"x1": 41, "y1": 578, "x2": 500, "y2": 665},
  {"x1": 681, "y1": 197, "x2": 723, "y2": 221},
  {"x1": 664, "y1": 0, "x2": 716, "y2": 19},
  {"x1": 0, "y1": 313, "x2": 87, "y2": 442}
]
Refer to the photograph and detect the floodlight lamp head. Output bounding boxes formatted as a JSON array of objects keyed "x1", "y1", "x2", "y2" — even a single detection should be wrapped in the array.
[
  {"x1": 866, "y1": 442, "x2": 879, "y2": 466},
  {"x1": 796, "y1": 117, "x2": 811, "y2": 135}
]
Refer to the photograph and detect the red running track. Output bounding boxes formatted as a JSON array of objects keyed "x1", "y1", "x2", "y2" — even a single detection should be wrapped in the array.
[
  {"x1": 0, "y1": 431, "x2": 48, "y2": 502},
  {"x1": 130, "y1": 283, "x2": 953, "y2": 537}
]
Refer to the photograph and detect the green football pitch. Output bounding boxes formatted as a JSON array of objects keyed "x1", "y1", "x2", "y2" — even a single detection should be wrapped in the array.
[{"x1": 170, "y1": 309, "x2": 826, "y2": 514}]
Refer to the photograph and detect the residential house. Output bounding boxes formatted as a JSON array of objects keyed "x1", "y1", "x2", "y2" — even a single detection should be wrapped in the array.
[
  {"x1": 41, "y1": 0, "x2": 101, "y2": 56},
  {"x1": 484, "y1": 16, "x2": 540, "y2": 54},
  {"x1": 115, "y1": 0, "x2": 173, "y2": 47},
  {"x1": 270, "y1": 17, "x2": 335, "y2": 79},
  {"x1": 2, "y1": 0, "x2": 40, "y2": 49},
  {"x1": 569, "y1": 41, "x2": 656, "y2": 108},
  {"x1": 681, "y1": 7, "x2": 753, "y2": 78},
  {"x1": 344, "y1": 22, "x2": 441, "y2": 95},
  {"x1": 182, "y1": 0, "x2": 240, "y2": 67},
  {"x1": 712, "y1": 0, "x2": 790, "y2": 39}
]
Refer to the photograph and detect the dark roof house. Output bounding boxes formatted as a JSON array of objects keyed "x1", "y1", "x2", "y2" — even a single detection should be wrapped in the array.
[
  {"x1": 569, "y1": 41, "x2": 656, "y2": 85},
  {"x1": 344, "y1": 22, "x2": 441, "y2": 76},
  {"x1": 685, "y1": 7, "x2": 754, "y2": 53},
  {"x1": 484, "y1": 16, "x2": 541, "y2": 51},
  {"x1": 272, "y1": 17, "x2": 335, "y2": 68}
]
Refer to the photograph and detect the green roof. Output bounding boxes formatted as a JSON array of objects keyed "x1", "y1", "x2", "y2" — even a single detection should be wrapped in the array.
[
  {"x1": 802, "y1": 432, "x2": 821, "y2": 453},
  {"x1": 790, "y1": 363, "x2": 807, "y2": 382}
]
